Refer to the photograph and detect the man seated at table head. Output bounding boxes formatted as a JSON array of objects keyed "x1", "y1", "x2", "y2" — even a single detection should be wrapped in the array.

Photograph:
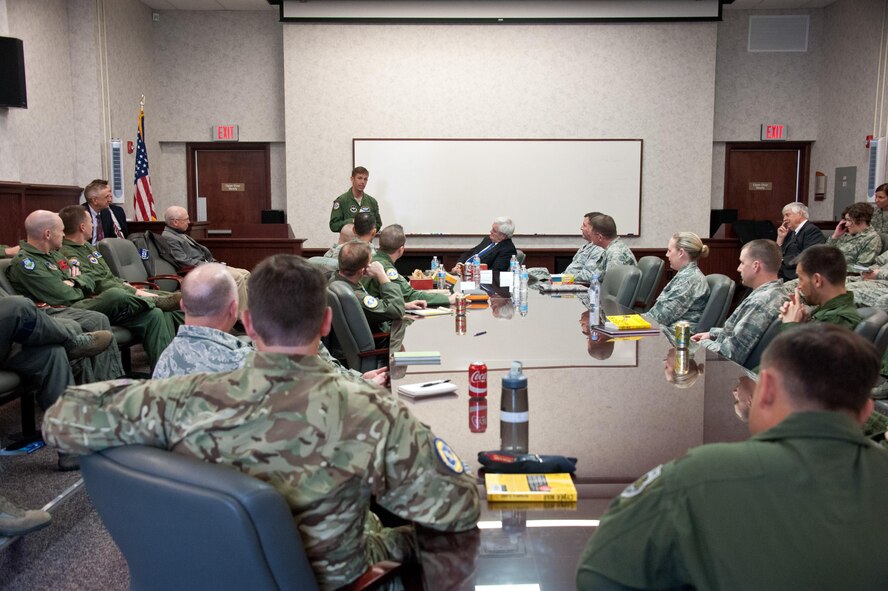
[
  {"x1": 372, "y1": 224, "x2": 454, "y2": 307},
  {"x1": 577, "y1": 323, "x2": 888, "y2": 590},
  {"x1": 324, "y1": 212, "x2": 377, "y2": 259},
  {"x1": 83, "y1": 178, "x2": 128, "y2": 243},
  {"x1": 452, "y1": 217, "x2": 517, "y2": 280},
  {"x1": 586, "y1": 213, "x2": 636, "y2": 280},
  {"x1": 777, "y1": 201, "x2": 825, "y2": 281},
  {"x1": 43, "y1": 254, "x2": 480, "y2": 590},
  {"x1": 692, "y1": 239, "x2": 787, "y2": 367},
  {"x1": 779, "y1": 244, "x2": 859, "y2": 331}
]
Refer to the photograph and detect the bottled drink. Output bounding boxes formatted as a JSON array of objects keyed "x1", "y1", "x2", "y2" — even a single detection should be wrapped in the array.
[
  {"x1": 472, "y1": 254, "x2": 481, "y2": 285},
  {"x1": 588, "y1": 272, "x2": 601, "y2": 326},
  {"x1": 519, "y1": 265, "x2": 529, "y2": 298},
  {"x1": 431, "y1": 256, "x2": 439, "y2": 275},
  {"x1": 436, "y1": 261, "x2": 446, "y2": 290},
  {"x1": 500, "y1": 361, "x2": 529, "y2": 453},
  {"x1": 469, "y1": 362, "x2": 488, "y2": 397}
]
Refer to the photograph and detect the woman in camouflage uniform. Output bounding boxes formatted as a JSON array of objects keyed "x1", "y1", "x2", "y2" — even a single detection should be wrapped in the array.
[
  {"x1": 827, "y1": 202, "x2": 882, "y2": 273},
  {"x1": 644, "y1": 232, "x2": 710, "y2": 333}
]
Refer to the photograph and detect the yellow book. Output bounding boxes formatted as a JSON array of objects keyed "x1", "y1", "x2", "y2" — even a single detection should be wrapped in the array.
[
  {"x1": 484, "y1": 473, "x2": 577, "y2": 503},
  {"x1": 606, "y1": 314, "x2": 653, "y2": 330}
]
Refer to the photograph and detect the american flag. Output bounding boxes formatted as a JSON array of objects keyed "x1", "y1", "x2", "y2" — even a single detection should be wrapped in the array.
[{"x1": 133, "y1": 103, "x2": 157, "y2": 221}]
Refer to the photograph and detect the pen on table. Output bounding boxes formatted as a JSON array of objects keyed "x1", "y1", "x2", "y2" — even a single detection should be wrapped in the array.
[
  {"x1": 473, "y1": 331, "x2": 487, "y2": 337},
  {"x1": 420, "y1": 379, "x2": 451, "y2": 388}
]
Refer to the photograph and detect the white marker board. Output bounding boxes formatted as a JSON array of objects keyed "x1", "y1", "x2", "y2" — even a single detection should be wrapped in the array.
[{"x1": 353, "y1": 139, "x2": 642, "y2": 235}]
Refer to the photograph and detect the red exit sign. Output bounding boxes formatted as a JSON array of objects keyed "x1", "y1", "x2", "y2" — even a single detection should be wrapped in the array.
[
  {"x1": 761, "y1": 123, "x2": 787, "y2": 141},
  {"x1": 211, "y1": 125, "x2": 239, "y2": 142}
]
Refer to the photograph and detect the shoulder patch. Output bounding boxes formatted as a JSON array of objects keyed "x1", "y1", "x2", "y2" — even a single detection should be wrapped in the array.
[
  {"x1": 138, "y1": 248, "x2": 149, "y2": 260},
  {"x1": 362, "y1": 295, "x2": 379, "y2": 309},
  {"x1": 434, "y1": 438, "x2": 465, "y2": 474},
  {"x1": 92, "y1": 250, "x2": 102, "y2": 259},
  {"x1": 360, "y1": 206, "x2": 370, "y2": 213},
  {"x1": 332, "y1": 201, "x2": 340, "y2": 210},
  {"x1": 620, "y1": 464, "x2": 662, "y2": 499},
  {"x1": 68, "y1": 257, "x2": 80, "y2": 267},
  {"x1": 349, "y1": 205, "x2": 358, "y2": 214},
  {"x1": 21, "y1": 257, "x2": 35, "y2": 271},
  {"x1": 45, "y1": 261, "x2": 58, "y2": 271},
  {"x1": 386, "y1": 268, "x2": 399, "y2": 280},
  {"x1": 88, "y1": 255, "x2": 99, "y2": 265}
]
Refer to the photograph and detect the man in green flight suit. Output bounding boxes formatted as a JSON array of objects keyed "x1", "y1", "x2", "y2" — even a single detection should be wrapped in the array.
[
  {"x1": 576, "y1": 323, "x2": 888, "y2": 590},
  {"x1": 7, "y1": 210, "x2": 175, "y2": 368},
  {"x1": 329, "y1": 166, "x2": 382, "y2": 233},
  {"x1": 779, "y1": 244, "x2": 860, "y2": 331},
  {"x1": 371, "y1": 224, "x2": 454, "y2": 307}
]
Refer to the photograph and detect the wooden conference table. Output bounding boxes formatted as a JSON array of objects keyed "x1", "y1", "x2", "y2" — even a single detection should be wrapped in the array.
[{"x1": 389, "y1": 288, "x2": 754, "y2": 590}]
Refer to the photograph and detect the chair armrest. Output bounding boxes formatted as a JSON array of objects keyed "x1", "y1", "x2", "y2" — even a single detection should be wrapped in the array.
[
  {"x1": 340, "y1": 560, "x2": 402, "y2": 591},
  {"x1": 178, "y1": 265, "x2": 196, "y2": 275},
  {"x1": 147, "y1": 274, "x2": 184, "y2": 287},
  {"x1": 357, "y1": 348, "x2": 390, "y2": 359},
  {"x1": 129, "y1": 281, "x2": 161, "y2": 291},
  {"x1": 372, "y1": 332, "x2": 390, "y2": 339}
]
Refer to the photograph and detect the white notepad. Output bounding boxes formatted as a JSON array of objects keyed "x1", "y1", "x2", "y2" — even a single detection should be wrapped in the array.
[{"x1": 397, "y1": 381, "x2": 458, "y2": 399}]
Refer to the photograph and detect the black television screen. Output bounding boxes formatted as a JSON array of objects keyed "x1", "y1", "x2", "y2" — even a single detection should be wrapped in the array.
[{"x1": 0, "y1": 36, "x2": 27, "y2": 109}]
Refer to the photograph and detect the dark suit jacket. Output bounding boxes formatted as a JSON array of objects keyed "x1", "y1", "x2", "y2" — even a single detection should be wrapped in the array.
[
  {"x1": 84, "y1": 203, "x2": 129, "y2": 243},
  {"x1": 780, "y1": 221, "x2": 826, "y2": 280},
  {"x1": 458, "y1": 237, "x2": 517, "y2": 276}
]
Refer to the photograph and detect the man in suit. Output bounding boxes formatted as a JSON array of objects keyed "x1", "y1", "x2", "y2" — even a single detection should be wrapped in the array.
[
  {"x1": 777, "y1": 202, "x2": 825, "y2": 281},
  {"x1": 452, "y1": 217, "x2": 518, "y2": 279},
  {"x1": 83, "y1": 179, "x2": 128, "y2": 242}
]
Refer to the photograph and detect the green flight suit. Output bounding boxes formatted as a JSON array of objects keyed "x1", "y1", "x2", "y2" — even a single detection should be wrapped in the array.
[
  {"x1": 329, "y1": 190, "x2": 382, "y2": 232},
  {"x1": 577, "y1": 412, "x2": 888, "y2": 590},
  {"x1": 782, "y1": 291, "x2": 860, "y2": 332},
  {"x1": 371, "y1": 251, "x2": 450, "y2": 307},
  {"x1": 330, "y1": 273, "x2": 406, "y2": 353},
  {"x1": 7, "y1": 241, "x2": 174, "y2": 366}
]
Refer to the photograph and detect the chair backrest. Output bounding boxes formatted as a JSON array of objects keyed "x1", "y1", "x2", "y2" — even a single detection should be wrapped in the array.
[
  {"x1": 742, "y1": 315, "x2": 782, "y2": 370},
  {"x1": 327, "y1": 281, "x2": 378, "y2": 373},
  {"x1": 138, "y1": 232, "x2": 182, "y2": 291},
  {"x1": 98, "y1": 238, "x2": 149, "y2": 284},
  {"x1": 600, "y1": 265, "x2": 642, "y2": 308},
  {"x1": 855, "y1": 307, "x2": 888, "y2": 356},
  {"x1": 632, "y1": 256, "x2": 665, "y2": 312},
  {"x1": 515, "y1": 249, "x2": 526, "y2": 265},
  {"x1": 880, "y1": 233, "x2": 888, "y2": 254},
  {"x1": 695, "y1": 274, "x2": 737, "y2": 333},
  {"x1": 308, "y1": 256, "x2": 339, "y2": 280},
  {"x1": 81, "y1": 445, "x2": 319, "y2": 591},
  {"x1": 0, "y1": 258, "x2": 18, "y2": 296}
]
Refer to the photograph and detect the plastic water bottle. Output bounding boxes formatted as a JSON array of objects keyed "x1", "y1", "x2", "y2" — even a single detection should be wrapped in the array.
[
  {"x1": 472, "y1": 254, "x2": 481, "y2": 285},
  {"x1": 431, "y1": 255, "x2": 438, "y2": 276},
  {"x1": 436, "y1": 259, "x2": 446, "y2": 290},
  {"x1": 588, "y1": 272, "x2": 601, "y2": 326},
  {"x1": 500, "y1": 361, "x2": 529, "y2": 453},
  {"x1": 519, "y1": 265, "x2": 529, "y2": 317}
]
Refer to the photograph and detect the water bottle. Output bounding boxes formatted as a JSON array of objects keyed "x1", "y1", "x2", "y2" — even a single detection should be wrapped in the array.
[
  {"x1": 431, "y1": 255, "x2": 438, "y2": 276},
  {"x1": 472, "y1": 254, "x2": 481, "y2": 285},
  {"x1": 588, "y1": 272, "x2": 601, "y2": 326},
  {"x1": 500, "y1": 361, "x2": 529, "y2": 453},
  {"x1": 519, "y1": 265, "x2": 529, "y2": 317},
  {"x1": 436, "y1": 259, "x2": 446, "y2": 290}
]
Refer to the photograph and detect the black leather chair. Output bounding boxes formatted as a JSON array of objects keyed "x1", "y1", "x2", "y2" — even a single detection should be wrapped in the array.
[
  {"x1": 600, "y1": 265, "x2": 642, "y2": 308},
  {"x1": 696, "y1": 274, "x2": 737, "y2": 333},
  {"x1": 855, "y1": 307, "x2": 888, "y2": 356},
  {"x1": 743, "y1": 316, "x2": 782, "y2": 371},
  {"x1": 326, "y1": 282, "x2": 389, "y2": 372},
  {"x1": 82, "y1": 446, "x2": 400, "y2": 591}
]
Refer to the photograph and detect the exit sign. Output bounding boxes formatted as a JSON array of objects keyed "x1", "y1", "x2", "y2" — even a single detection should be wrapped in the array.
[
  {"x1": 761, "y1": 123, "x2": 787, "y2": 141},
  {"x1": 211, "y1": 125, "x2": 239, "y2": 142}
]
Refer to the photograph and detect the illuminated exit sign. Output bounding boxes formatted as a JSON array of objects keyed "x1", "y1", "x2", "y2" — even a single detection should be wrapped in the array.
[
  {"x1": 211, "y1": 125, "x2": 239, "y2": 142},
  {"x1": 761, "y1": 123, "x2": 787, "y2": 141}
]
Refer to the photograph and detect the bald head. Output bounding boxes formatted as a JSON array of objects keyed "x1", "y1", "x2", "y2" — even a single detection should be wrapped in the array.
[
  {"x1": 181, "y1": 263, "x2": 238, "y2": 331},
  {"x1": 25, "y1": 210, "x2": 64, "y2": 252},
  {"x1": 164, "y1": 206, "x2": 188, "y2": 224}
]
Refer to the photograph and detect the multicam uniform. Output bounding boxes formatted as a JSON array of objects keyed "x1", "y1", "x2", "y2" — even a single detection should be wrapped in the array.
[
  {"x1": 371, "y1": 251, "x2": 451, "y2": 307},
  {"x1": 827, "y1": 227, "x2": 882, "y2": 272},
  {"x1": 329, "y1": 190, "x2": 382, "y2": 233},
  {"x1": 700, "y1": 279, "x2": 786, "y2": 366},
  {"x1": 42, "y1": 352, "x2": 481, "y2": 590},
  {"x1": 644, "y1": 262, "x2": 710, "y2": 333}
]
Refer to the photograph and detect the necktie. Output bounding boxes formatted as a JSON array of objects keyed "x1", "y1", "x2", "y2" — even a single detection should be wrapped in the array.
[
  {"x1": 95, "y1": 215, "x2": 104, "y2": 242},
  {"x1": 477, "y1": 242, "x2": 495, "y2": 257}
]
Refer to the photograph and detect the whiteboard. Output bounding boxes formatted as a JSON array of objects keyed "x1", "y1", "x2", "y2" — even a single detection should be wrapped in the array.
[{"x1": 353, "y1": 139, "x2": 642, "y2": 236}]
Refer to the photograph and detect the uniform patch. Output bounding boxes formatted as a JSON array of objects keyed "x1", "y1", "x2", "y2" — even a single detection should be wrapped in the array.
[
  {"x1": 68, "y1": 258, "x2": 80, "y2": 267},
  {"x1": 88, "y1": 255, "x2": 99, "y2": 265},
  {"x1": 45, "y1": 261, "x2": 58, "y2": 271},
  {"x1": 360, "y1": 207, "x2": 370, "y2": 213},
  {"x1": 138, "y1": 248, "x2": 149, "y2": 260},
  {"x1": 362, "y1": 295, "x2": 379, "y2": 309},
  {"x1": 349, "y1": 205, "x2": 358, "y2": 214},
  {"x1": 386, "y1": 268, "x2": 399, "y2": 280},
  {"x1": 333, "y1": 201, "x2": 340, "y2": 210},
  {"x1": 21, "y1": 258, "x2": 35, "y2": 271},
  {"x1": 434, "y1": 438, "x2": 465, "y2": 474},
  {"x1": 92, "y1": 250, "x2": 102, "y2": 259},
  {"x1": 620, "y1": 464, "x2": 662, "y2": 499}
]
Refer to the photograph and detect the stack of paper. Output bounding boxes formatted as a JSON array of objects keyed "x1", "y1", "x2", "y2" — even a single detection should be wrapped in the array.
[
  {"x1": 397, "y1": 381, "x2": 458, "y2": 399},
  {"x1": 406, "y1": 307, "x2": 452, "y2": 317},
  {"x1": 392, "y1": 351, "x2": 441, "y2": 365}
]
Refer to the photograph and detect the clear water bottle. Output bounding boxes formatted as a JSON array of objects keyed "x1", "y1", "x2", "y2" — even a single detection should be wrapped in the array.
[
  {"x1": 500, "y1": 361, "x2": 529, "y2": 453},
  {"x1": 588, "y1": 272, "x2": 601, "y2": 326},
  {"x1": 431, "y1": 255, "x2": 438, "y2": 275},
  {"x1": 472, "y1": 254, "x2": 481, "y2": 285},
  {"x1": 436, "y1": 259, "x2": 446, "y2": 290},
  {"x1": 519, "y1": 265, "x2": 529, "y2": 296},
  {"x1": 512, "y1": 261, "x2": 521, "y2": 302}
]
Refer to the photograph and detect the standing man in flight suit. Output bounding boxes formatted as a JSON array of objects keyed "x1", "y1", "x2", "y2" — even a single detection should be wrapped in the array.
[{"x1": 329, "y1": 166, "x2": 382, "y2": 233}]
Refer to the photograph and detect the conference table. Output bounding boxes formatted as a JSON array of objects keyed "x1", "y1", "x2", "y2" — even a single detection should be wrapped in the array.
[{"x1": 389, "y1": 287, "x2": 754, "y2": 591}]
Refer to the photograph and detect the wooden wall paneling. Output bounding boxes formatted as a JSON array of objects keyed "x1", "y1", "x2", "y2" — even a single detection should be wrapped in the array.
[
  {"x1": 0, "y1": 182, "x2": 82, "y2": 247},
  {"x1": 197, "y1": 238, "x2": 304, "y2": 271}
]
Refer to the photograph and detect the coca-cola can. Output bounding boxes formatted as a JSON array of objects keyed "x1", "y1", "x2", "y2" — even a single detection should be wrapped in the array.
[
  {"x1": 455, "y1": 293, "x2": 467, "y2": 316},
  {"x1": 469, "y1": 397, "x2": 488, "y2": 433},
  {"x1": 455, "y1": 314, "x2": 467, "y2": 335},
  {"x1": 469, "y1": 362, "x2": 488, "y2": 397}
]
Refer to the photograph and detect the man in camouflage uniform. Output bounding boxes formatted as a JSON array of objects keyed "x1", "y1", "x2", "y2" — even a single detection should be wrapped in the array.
[
  {"x1": 528, "y1": 211, "x2": 605, "y2": 283},
  {"x1": 577, "y1": 324, "x2": 888, "y2": 590},
  {"x1": 871, "y1": 184, "x2": 888, "y2": 234},
  {"x1": 371, "y1": 224, "x2": 454, "y2": 308},
  {"x1": 43, "y1": 254, "x2": 480, "y2": 590},
  {"x1": 692, "y1": 240, "x2": 787, "y2": 367},
  {"x1": 588, "y1": 213, "x2": 637, "y2": 281},
  {"x1": 7, "y1": 210, "x2": 174, "y2": 368},
  {"x1": 324, "y1": 212, "x2": 377, "y2": 260},
  {"x1": 329, "y1": 166, "x2": 382, "y2": 233},
  {"x1": 827, "y1": 202, "x2": 881, "y2": 273}
]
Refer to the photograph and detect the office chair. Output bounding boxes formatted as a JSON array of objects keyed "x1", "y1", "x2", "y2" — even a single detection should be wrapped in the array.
[
  {"x1": 515, "y1": 249, "x2": 526, "y2": 265},
  {"x1": 97, "y1": 238, "x2": 182, "y2": 292},
  {"x1": 132, "y1": 232, "x2": 190, "y2": 291},
  {"x1": 742, "y1": 316, "x2": 782, "y2": 371},
  {"x1": 880, "y1": 233, "x2": 888, "y2": 254},
  {"x1": 326, "y1": 282, "x2": 390, "y2": 372},
  {"x1": 632, "y1": 256, "x2": 665, "y2": 312},
  {"x1": 0, "y1": 369, "x2": 40, "y2": 447},
  {"x1": 695, "y1": 274, "x2": 737, "y2": 333},
  {"x1": 855, "y1": 307, "x2": 888, "y2": 356},
  {"x1": 600, "y1": 265, "x2": 642, "y2": 308},
  {"x1": 308, "y1": 256, "x2": 339, "y2": 279},
  {"x1": 81, "y1": 446, "x2": 400, "y2": 591}
]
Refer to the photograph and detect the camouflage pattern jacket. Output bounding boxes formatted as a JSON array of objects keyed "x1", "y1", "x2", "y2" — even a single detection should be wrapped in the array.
[
  {"x1": 43, "y1": 352, "x2": 480, "y2": 590},
  {"x1": 702, "y1": 279, "x2": 786, "y2": 366},
  {"x1": 563, "y1": 242, "x2": 606, "y2": 282},
  {"x1": 827, "y1": 227, "x2": 881, "y2": 272},
  {"x1": 645, "y1": 262, "x2": 710, "y2": 333},
  {"x1": 872, "y1": 208, "x2": 888, "y2": 234},
  {"x1": 599, "y1": 238, "x2": 638, "y2": 279}
]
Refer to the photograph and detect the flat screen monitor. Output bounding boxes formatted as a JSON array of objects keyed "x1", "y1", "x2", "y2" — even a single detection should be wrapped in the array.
[{"x1": 0, "y1": 36, "x2": 27, "y2": 109}]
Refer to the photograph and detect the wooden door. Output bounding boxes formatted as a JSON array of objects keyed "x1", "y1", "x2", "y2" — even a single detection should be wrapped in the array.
[
  {"x1": 724, "y1": 142, "x2": 811, "y2": 225},
  {"x1": 186, "y1": 143, "x2": 270, "y2": 229}
]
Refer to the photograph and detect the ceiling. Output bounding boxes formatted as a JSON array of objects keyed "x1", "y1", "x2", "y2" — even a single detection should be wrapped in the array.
[{"x1": 138, "y1": 0, "x2": 837, "y2": 12}]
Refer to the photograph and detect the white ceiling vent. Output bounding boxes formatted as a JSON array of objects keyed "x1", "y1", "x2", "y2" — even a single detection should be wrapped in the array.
[{"x1": 748, "y1": 15, "x2": 809, "y2": 52}]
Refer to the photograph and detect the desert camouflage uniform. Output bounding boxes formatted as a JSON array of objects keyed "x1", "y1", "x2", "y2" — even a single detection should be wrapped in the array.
[
  {"x1": 371, "y1": 251, "x2": 450, "y2": 307},
  {"x1": 598, "y1": 238, "x2": 637, "y2": 280},
  {"x1": 871, "y1": 208, "x2": 888, "y2": 234},
  {"x1": 700, "y1": 279, "x2": 786, "y2": 366},
  {"x1": 644, "y1": 262, "x2": 710, "y2": 333},
  {"x1": 43, "y1": 352, "x2": 480, "y2": 590},
  {"x1": 827, "y1": 227, "x2": 881, "y2": 272}
]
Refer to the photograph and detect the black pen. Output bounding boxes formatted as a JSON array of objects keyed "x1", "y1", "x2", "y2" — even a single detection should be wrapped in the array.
[
  {"x1": 474, "y1": 331, "x2": 487, "y2": 337},
  {"x1": 420, "y1": 379, "x2": 451, "y2": 388}
]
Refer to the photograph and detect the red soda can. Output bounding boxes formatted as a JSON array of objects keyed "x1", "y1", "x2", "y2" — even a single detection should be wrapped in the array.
[
  {"x1": 469, "y1": 362, "x2": 488, "y2": 397},
  {"x1": 469, "y1": 397, "x2": 488, "y2": 433}
]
